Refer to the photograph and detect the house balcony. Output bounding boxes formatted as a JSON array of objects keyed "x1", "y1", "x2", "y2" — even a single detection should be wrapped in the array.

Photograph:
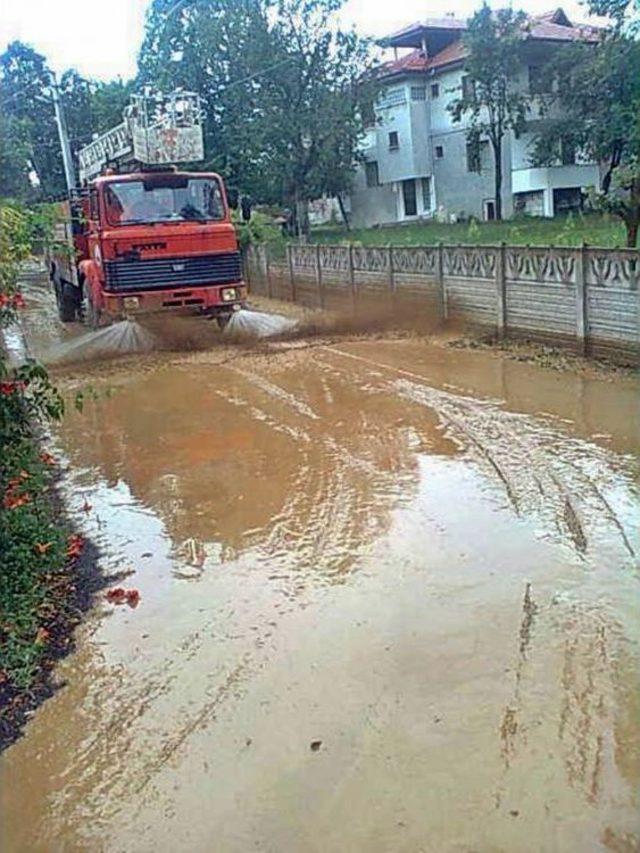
[{"x1": 512, "y1": 164, "x2": 601, "y2": 216}]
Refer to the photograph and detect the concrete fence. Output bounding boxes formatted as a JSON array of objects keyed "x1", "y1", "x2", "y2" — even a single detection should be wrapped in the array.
[{"x1": 246, "y1": 242, "x2": 640, "y2": 364}]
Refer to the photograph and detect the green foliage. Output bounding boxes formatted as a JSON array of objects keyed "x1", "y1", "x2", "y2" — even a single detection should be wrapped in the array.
[
  {"x1": 531, "y1": 32, "x2": 640, "y2": 246},
  {"x1": 233, "y1": 210, "x2": 281, "y2": 250},
  {"x1": 0, "y1": 41, "x2": 134, "y2": 200},
  {"x1": 448, "y1": 4, "x2": 530, "y2": 220},
  {"x1": 0, "y1": 41, "x2": 60, "y2": 198},
  {"x1": 137, "y1": 0, "x2": 377, "y2": 230},
  {"x1": 0, "y1": 438, "x2": 68, "y2": 688},
  {"x1": 588, "y1": 0, "x2": 639, "y2": 31},
  {"x1": 0, "y1": 114, "x2": 34, "y2": 199},
  {"x1": 0, "y1": 199, "x2": 67, "y2": 691}
]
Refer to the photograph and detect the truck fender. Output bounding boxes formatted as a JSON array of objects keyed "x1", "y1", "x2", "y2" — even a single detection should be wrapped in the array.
[{"x1": 78, "y1": 260, "x2": 104, "y2": 310}]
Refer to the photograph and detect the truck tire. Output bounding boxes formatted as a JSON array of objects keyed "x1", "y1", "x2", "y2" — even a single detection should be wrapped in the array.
[
  {"x1": 216, "y1": 314, "x2": 232, "y2": 331},
  {"x1": 58, "y1": 283, "x2": 79, "y2": 323}
]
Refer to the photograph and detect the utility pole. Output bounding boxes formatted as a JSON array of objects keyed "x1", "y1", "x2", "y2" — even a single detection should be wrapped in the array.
[{"x1": 50, "y1": 72, "x2": 76, "y2": 193}]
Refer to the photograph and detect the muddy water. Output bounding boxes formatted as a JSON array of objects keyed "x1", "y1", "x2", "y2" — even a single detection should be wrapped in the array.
[{"x1": 1, "y1": 292, "x2": 640, "y2": 852}]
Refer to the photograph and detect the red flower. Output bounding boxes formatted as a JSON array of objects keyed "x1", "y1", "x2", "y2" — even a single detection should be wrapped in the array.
[
  {"x1": 39, "y1": 452, "x2": 56, "y2": 466},
  {"x1": 106, "y1": 587, "x2": 127, "y2": 604},
  {"x1": 0, "y1": 293, "x2": 9, "y2": 308},
  {"x1": 35, "y1": 627, "x2": 50, "y2": 645},
  {"x1": 105, "y1": 587, "x2": 140, "y2": 608},
  {"x1": 11, "y1": 293, "x2": 26, "y2": 309},
  {"x1": 66, "y1": 534, "x2": 84, "y2": 559},
  {"x1": 125, "y1": 589, "x2": 140, "y2": 608},
  {"x1": 3, "y1": 492, "x2": 30, "y2": 510},
  {"x1": 0, "y1": 380, "x2": 26, "y2": 396}
]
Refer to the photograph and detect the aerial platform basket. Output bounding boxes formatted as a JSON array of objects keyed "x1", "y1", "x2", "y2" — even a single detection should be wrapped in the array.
[{"x1": 78, "y1": 90, "x2": 204, "y2": 183}]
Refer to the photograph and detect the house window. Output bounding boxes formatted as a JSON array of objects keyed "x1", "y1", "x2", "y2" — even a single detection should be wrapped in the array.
[
  {"x1": 466, "y1": 142, "x2": 481, "y2": 173},
  {"x1": 528, "y1": 65, "x2": 545, "y2": 95},
  {"x1": 560, "y1": 137, "x2": 576, "y2": 165},
  {"x1": 365, "y1": 161, "x2": 380, "y2": 188},
  {"x1": 430, "y1": 83, "x2": 440, "y2": 98},
  {"x1": 421, "y1": 177, "x2": 432, "y2": 211},
  {"x1": 462, "y1": 75, "x2": 476, "y2": 100},
  {"x1": 380, "y1": 87, "x2": 406, "y2": 109},
  {"x1": 402, "y1": 179, "x2": 417, "y2": 217},
  {"x1": 553, "y1": 187, "x2": 583, "y2": 214},
  {"x1": 435, "y1": 145, "x2": 444, "y2": 159},
  {"x1": 466, "y1": 140, "x2": 489, "y2": 173},
  {"x1": 411, "y1": 86, "x2": 426, "y2": 101},
  {"x1": 388, "y1": 131, "x2": 399, "y2": 150}
]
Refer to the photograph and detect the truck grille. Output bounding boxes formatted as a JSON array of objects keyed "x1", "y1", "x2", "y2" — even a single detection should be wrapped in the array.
[{"x1": 103, "y1": 252, "x2": 242, "y2": 292}]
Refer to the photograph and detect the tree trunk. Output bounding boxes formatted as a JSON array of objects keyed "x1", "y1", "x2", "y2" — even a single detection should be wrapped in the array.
[
  {"x1": 625, "y1": 215, "x2": 639, "y2": 248},
  {"x1": 602, "y1": 145, "x2": 622, "y2": 195},
  {"x1": 337, "y1": 194, "x2": 350, "y2": 230},
  {"x1": 295, "y1": 198, "x2": 310, "y2": 240},
  {"x1": 493, "y1": 138, "x2": 503, "y2": 221}
]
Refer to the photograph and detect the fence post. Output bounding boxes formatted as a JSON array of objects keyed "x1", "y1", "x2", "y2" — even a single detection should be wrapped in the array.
[
  {"x1": 264, "y1": 245, "x2": 272, "y2": 299},
  {"x1": 575, "y1": 242, "x2": 587, "y2": 356},
  {"x1": 287, "y1": 243, "x2": 296, "y2": 303},
  {"x1": 388, "y1": 245, "x2": 396, "y2": 311},
  {"x1": 437, "y1": 242, "x2": 447, "y2": 320},
  {"x1": 348, "y1": 244, "x2": 357, "y2": 314},
  {"x1": 496, "y1": 242, "x2": 507, "y2": 339},
  {"x1": 315, "y1": 243, "x2": 324, "y2": 309}
]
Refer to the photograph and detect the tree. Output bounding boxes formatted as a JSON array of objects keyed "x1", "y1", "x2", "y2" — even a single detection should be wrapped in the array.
[
  {"x1": 0, "y1": 114, "x2": 34, "y2": 199},
  {"x1": 137, "y1": 0, "x2": 376, "y2": 233},
  {"x1": 448, "y1": 4, "x2": 530, "y2": 221},
  {"x1": 259, "y1": 0, "x2": 375, "y2": 233},
  {"x1": 531, "y1": 21, "x2": 640, "y2": 246},
  {"x1": 0, "y1": 42, "x2": 64, "y2": 198},
  {"x1": 0, "y1": 42, "x2": 133, "y2": 200},
  {"x1": 138, "y1": 0, "x2": 284, "y2": 202},
  {"x1": 588, "y1": 0, "x2": 639, "y2": 31}
]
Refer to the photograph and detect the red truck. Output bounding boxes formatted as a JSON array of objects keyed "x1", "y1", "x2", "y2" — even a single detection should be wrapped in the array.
[{"x1": 49, "y1": 91, "x2": 247, "y2": 329}]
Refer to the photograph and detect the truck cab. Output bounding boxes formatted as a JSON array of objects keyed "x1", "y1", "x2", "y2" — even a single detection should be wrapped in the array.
[{"x1": 52, "y1": 168, "x2": 246, "y2": 328}]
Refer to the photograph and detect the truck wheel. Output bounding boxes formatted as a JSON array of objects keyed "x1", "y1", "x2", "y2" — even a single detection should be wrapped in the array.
[
  {"x1": 58, "y1": 283, "x2": 79, "y2": 323},
  {"x1": 216, "y1": 314, "x2": 232, "y2": 331}
]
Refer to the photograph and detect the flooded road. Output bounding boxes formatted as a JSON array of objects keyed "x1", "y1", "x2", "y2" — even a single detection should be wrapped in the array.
[{"x1": 1, "y1": 284, "x2": 639, "y2": 852}]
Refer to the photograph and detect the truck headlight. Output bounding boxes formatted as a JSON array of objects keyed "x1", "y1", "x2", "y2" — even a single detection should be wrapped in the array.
[{"x1": 221, "y1": 287, "x2": 237, "y2": 302}]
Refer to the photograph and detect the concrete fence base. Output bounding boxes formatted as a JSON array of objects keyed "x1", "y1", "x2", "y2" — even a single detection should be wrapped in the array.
[{"x1": 246, "y1": 243, "x2": 640, "y2": 366}]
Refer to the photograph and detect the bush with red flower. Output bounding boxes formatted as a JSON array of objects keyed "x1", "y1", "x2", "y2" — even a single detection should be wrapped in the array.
[{"x1": 0, "y1": 200, "x2": 70, "y2": 700}]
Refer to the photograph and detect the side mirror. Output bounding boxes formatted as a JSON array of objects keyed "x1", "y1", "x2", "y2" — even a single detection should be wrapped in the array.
[
  {"x1": 227, "y1": 187, "x2": 239, "y2": 210},
  {"x1": 241, "y1": 197, "x2": 252, "y2": 222}
]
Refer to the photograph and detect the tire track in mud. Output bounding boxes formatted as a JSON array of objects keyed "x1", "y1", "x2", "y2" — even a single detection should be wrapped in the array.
[
  {"x1": 495, "y1": 585, "x2": 625, "y2": 813},
  {"x1": 324, "y1": 346, "x2": 640, "y2": 561},
  {"x1": 214, "y1": 361, "x2": 423, "y2": 582},
  {"x1": 41, "y1": 343, "x2": 638, "y2": 837}
]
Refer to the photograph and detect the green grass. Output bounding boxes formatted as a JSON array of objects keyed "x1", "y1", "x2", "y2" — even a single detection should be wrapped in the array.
[{"x1": 310, "y1": 213, "x2": 627, "y2": 248}]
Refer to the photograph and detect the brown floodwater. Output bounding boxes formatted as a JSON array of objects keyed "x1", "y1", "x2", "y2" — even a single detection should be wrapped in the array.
[{"x1": 1, "y1": 284, "x2": 639, "y2": 852}]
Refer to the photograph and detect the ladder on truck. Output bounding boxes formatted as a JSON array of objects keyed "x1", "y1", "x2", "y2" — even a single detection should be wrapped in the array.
[{"x1": 77, "y1": 90, "x2": 204, "y2": 183}]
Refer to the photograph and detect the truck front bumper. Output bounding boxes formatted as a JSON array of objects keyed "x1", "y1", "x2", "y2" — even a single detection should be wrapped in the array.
[{"x1": 102, "y1": 283, "x2": 247, "y2": 317}]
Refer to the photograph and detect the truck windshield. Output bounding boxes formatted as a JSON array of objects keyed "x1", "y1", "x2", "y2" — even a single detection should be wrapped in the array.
[{"x1": 104, "y1": 177, "x2": 225, "y2": 225}]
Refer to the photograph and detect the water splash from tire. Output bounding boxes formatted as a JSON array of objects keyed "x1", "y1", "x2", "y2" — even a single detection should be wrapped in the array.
[
  {"x1": 46, "y1": 320, "x2": 157, "y2": 365},
  {"x1": 224, "y1": 310, "x2": 297, "y2": 338}
]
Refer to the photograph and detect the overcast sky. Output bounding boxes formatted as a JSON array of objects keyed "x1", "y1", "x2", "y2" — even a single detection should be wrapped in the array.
[{"x1": 0, "y1": 0, "x2": 602, "y2": 81}]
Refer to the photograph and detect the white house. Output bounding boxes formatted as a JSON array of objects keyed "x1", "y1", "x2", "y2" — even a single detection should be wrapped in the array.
[{"x1": 348, "y1": 9, "x2": 603, "y2": 228}]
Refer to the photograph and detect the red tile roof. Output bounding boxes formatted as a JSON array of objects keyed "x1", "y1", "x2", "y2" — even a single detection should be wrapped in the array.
[{"x1": 380, "y1": 10, "x2": 602, "y2": 78}]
